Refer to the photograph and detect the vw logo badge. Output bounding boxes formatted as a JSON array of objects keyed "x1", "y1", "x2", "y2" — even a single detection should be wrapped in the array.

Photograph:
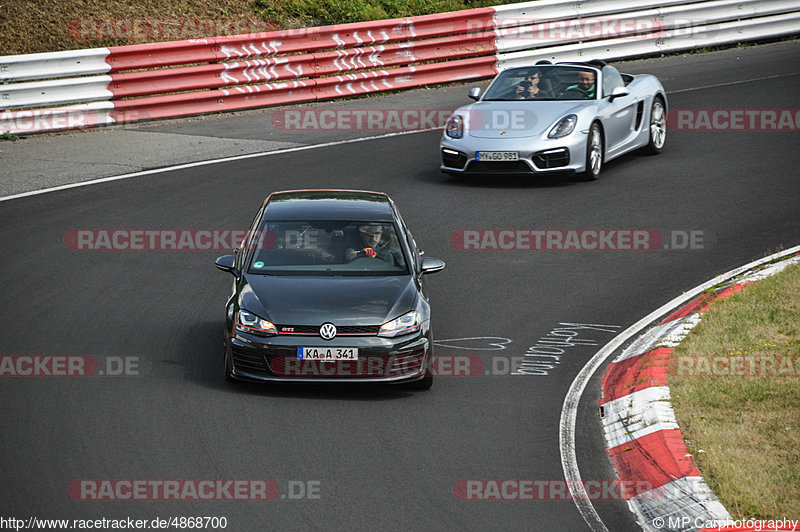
[{"x1": 319, "y1": 323, "x2": 337, "y2": 340}]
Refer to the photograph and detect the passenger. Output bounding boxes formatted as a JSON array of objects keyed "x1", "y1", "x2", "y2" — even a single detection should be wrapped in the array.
[
  {"x1": 514, "y1": 80, "x2": 533, "y2": 99},
  {"x1": 524, "y1": 71, "x2": 542, "y2": 98},
  {"x1": 514, "y1": 74, "x2": 543, "y2": 99}
]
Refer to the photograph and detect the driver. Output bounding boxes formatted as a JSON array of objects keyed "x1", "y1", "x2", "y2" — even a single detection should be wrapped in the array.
[
  {"x1": 562, "y1": 70, "x2": 596, "y2": 99},
  {"x1": 345, "y1": 224, "x2": 395, "y2": 265}
]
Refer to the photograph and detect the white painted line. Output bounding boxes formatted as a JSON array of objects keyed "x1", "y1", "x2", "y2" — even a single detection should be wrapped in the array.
[
  {"x1": 0, "y1": 128, "x2": 440, "y2": 203},
  {"x1": 615, "y1": 314, "x2": 702, "y2": 363},
  {"x1": 741, "y1": 255, "x2": 800, "y2": 281},
  {"x1": 669, "y1": 71, "x2": 800, "y2": 94},
  {"x1": 559, "y1": 244, "x2": 800, "y2": 532}
]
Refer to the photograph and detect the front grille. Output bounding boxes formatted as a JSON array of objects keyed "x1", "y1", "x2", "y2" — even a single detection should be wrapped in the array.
[
  {"x1": 231, "y1": 347, "x2": 269, "y2": 377},
  {"x1": 533, "y1": 148, "x2": 569, "y2": 169},
  {"x1": 467, "y1": 160, "x2": 532, "y2": 173},
  {"x1": 387, "y1": 351, "x2": 425, "y2": 377},
  {"x1": 267, "y1": 350, "x2": 425, "y2": 379},
  {"x1": 338, "y1": 326, "x2": 382, "y2": 334},
  {"x1": 441, "y1": 149, "x2": 467, "y2": 169},
  {"x1": 276, "y1": 324, "x2": 380, "y2": 336}
]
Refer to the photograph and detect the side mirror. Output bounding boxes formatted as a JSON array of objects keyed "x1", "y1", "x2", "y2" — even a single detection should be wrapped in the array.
[
  {"x1": 215, "y1": 254, "x2": 237, "y2": 274},
  {"x1": 609, "y1": 86, "x2": 629, "y2": 101},
  {"x1": 421, "y1": 257, "x2": 445, "y2": 275},
  {"x1": 468, "y1": 87, "x2": 481, "y2": 101}
]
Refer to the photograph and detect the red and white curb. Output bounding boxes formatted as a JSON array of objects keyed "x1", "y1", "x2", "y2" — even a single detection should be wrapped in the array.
[{"x1": 598, "y1": 253, "x2": 800, "y2": 532}]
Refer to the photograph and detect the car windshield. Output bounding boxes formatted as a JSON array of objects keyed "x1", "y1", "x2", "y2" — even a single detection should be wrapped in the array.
[
  {"x1": 482, "y1": 66, "x2": 598, "y2": 101},
  {"x1": 247, "y1": 220, "x2": 409, "y2": 276}
]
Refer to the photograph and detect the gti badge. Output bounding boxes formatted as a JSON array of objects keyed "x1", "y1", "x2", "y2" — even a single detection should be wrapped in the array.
[{"x1": 319, "y1": 323, "x2": 337, "y2": 340}]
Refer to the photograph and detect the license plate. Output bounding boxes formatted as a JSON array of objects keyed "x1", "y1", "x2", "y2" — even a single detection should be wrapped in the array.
[
  {"x1": 297, "y1": 347, "x2": 358, "y2": 361},
  {"x1": 476, "y1": 151, "x2": 518, "y2": 161}
]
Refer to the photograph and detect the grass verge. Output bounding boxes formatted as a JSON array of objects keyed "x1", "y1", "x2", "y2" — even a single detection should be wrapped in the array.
[
  {"x1": 669, "y1": 261, "x2": 800, "y2": 519},
  {"x1": 3, "y1": 0, "x2": 502, "y2": 55}
]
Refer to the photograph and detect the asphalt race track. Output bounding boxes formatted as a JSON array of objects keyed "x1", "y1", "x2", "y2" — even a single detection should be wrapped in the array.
[{"x1": 1, "y1": 42, "x2": 799, "y2": 531}]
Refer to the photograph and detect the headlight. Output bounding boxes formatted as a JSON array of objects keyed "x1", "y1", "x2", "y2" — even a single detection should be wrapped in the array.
[
  {"x1": 548, "y1": 114, "x2": 577, "y2": 139},
  {"x1": 235, "y1": 309, "x2": 277, "y2": 336},
  {"x1": 379, "y1": 311, "x2": 422, "y2": 337},
  {"x1": 445, "y1": 115, "x2": 464, "y2": 139}
]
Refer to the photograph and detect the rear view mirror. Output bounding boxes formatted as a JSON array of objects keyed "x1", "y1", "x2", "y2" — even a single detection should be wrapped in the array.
[
  {"x1": 215, "y1": 254, "x2": 236, "y2": 274},
  {"x1": 609, "y1": 86, "x2": 629, "y2": 101},
  {"x1": 421, "y1": 257, "x2": 445, "y2": 274}
]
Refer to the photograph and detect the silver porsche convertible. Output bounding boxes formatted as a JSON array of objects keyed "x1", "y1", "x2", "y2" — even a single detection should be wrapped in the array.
[{"x1": 440, "y1": 60, "x2": 667, "y2": 180}]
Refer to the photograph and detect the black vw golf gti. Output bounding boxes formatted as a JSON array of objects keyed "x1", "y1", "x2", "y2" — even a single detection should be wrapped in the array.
[{"x1": 215, "y1": 190, "x2": 445, "y2": 389}]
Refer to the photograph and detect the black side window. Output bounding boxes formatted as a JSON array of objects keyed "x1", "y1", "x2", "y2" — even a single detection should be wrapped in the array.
[
  {"x1": 394, "y1": 211, "x2": 421, "y2": 273},
  {"x1": 236, "y1": 204, "x2": 266, "y2": 270}
]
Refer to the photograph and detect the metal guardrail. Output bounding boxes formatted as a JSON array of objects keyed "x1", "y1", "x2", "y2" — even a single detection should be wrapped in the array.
[{"x1": 1, "y1": 0, "x2": 799, "y2": 135}]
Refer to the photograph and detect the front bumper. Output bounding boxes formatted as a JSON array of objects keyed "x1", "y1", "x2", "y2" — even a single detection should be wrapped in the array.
[
  {"x1": 226, "y1": 327, "x2": 431, "y2": 384},
  {"x1": 440, "y1": 133, "x2": 587, "y2": 175}
]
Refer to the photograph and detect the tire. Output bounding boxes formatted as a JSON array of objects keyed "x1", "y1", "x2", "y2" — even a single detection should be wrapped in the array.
[
  {"x1": 580, "y1": 122, "x2": 603, "y2": 181},
  {"x1": 642, "y1": 96, "x2": 666, "y2": 154}
]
